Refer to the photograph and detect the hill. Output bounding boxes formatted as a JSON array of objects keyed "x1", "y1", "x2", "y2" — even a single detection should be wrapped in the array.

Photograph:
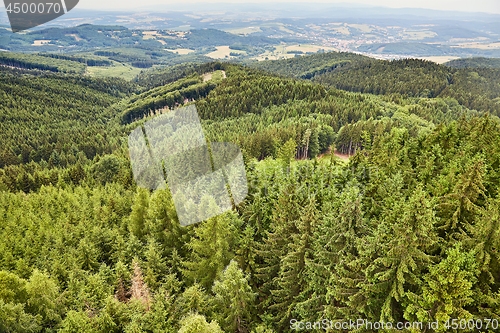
[
  {"x1": 243, "y1": 52, "x2": 500, "y2": 117},
  {"x1": 0, "y1": 66, "x2": 137, "y2": 172},
  {"x1": 311, "y1": 57, "x2": 500, "y2": 116},
  {"x1": 1, "y1": 52, "x2": 500, "y2": 332},
  {"x1": 0, "y1": 51, "x2": 87, "y2": 74},
  {"x1": 247, "y1": 51, "x2": 369, "y2": 79},
  {"x1": 444, "y1": 57, "x2": 500, "y2": 69}
]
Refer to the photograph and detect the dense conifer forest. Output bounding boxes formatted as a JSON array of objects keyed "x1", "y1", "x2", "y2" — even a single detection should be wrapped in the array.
[{"x1": 1, "y1": 51, "x2": 500, "y2": 332}]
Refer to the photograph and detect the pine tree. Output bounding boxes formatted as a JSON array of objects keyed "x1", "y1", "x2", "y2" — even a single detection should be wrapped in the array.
[
  {"x1": 143, "y1": 239, "x2": 169, "y2": 290},
  {"x1": 268, "y1": 197, "x2": 317, "y2": 329},
  {"x1": 361, "y1": 185, "x2": 438, "y2": 322},
  {"x1": 407, "y1": 244, "x2": 478, "y2": 330},
  {"x1": 174, "y1": 283, "x2": 209, "y2": 319},
  {"x1": 25, "y1": 269, "x2": 62, "y2": 328},
  {"x1": 178, "y1": 313, "x2": 223, "y2": 333},
  {"x1": 212, "y1": 260, "x2": 256, "y2": 333},
  {"x1": 437, "y1": 157, "x2": 486, "y2": 242},
  {"x1": 114, "y1": 261, "x2": 131, "y2": 303},
  {"x1": 276, "y1": 138, "x2": 297, "y2": 170},
  {"x1": 129, "y1": 189, "x2": 150, "y2": 242},
  {"x1": 467, "y1": 197, "x2": 500, "y2": 318},
  {"x1": 309, "y1": 186, "x2": 365, "y2": 321},
  {"x1": 182, "y1": 212, "x2": 237, "y2": 290},
  {"x1": 255, "y1": 181, "x2": 301, "y2": 318},
  {"x1": 145, "y1": 188, "x2": 185, "y2": 257}
]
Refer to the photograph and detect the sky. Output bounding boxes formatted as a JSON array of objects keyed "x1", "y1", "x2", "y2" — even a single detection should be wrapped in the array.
[
  {"x1": 74, "y1": 0, "x2": 500, "y2": 14},
  {"x1": 0, "y1": 0, "x2": 499, "y2": 14}
]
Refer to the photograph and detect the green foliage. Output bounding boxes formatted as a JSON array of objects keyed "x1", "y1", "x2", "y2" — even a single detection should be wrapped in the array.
[
  {"x1": 407, "y1": 244, "x2": 478, "y2": 330},
  {"x1": 277, "y1": 138, "x2": 297, "y2": 169},
  {"x1": 25, "y1": 270, "x2": 62, "y2": 328},
  {"x1": 0, "y1": 300, "x2": 42, "y2": 333},
  {"x1": 0, "y1": 52, "x2": 86, "y2": 74},
  {"x1": 121, "y1": 75, "x2": 216, "y2": 123},
  {"x1": 249, "y1": 51, "x2": 369, "y2": 79},
  {"x1": 178, "y1": 313, "x2": 223, "y2": 333},
  {"x1": 134, "y1": 62, "x2": 226, "y2": 89},
  {"x1": 212, "y1": 260, "x2": 256, "y2": 332},
  {"x1": 1, "y1": 52, "x2": 500, "y2": 332},
  {"x1": 314, "y1": 57, "x2": 500, "y2": 116},
  {"x1": 444, "y1": 57, "x2": 500, "y2": 69},
  {"x1": 182, "y1": 212, "x2": 238, "y2": 290}
]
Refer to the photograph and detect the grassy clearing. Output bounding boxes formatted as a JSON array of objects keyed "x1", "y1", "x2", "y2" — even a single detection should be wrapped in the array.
[
  {"x1": 401, "y1": 30, "x2": 438, "y2": 40},
  {"x1": 252, "y1": 44, "x2": 338, "y2": 61},
  {"x1": 85, "y1": 61, "x2": 142, "y2": 80},
  {"x1": 348, "y1": 24, "x2": 374, "y2": 33},
  {"x1": 67, "y1": 34, "x2": 83, "y2": 41},
  {"x1": 225, "y1": 27, "x2": 262, "y2": 35},
  {"x1": 278, "y1": 25, "x2": 295, "y2": 34},
  {"x1": 32, "y1": 40, "x2": 51, "y2": 46},
  {"x1": 333, "y1": 26, "x2": 351, "y2": 35},
  {"x1": 202, "y1": 70, "x2": 227, "y2": 82}
]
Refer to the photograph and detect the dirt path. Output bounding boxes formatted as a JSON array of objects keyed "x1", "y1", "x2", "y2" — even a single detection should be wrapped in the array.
[
  {"x1": 333, "y1": 149, "x2": 351, "y2": 161},
  {"x1": 202, "y1": 70, "x2": 226, "y2": 82}
]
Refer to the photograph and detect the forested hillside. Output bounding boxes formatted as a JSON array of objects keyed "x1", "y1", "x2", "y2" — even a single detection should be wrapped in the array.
[
  {"x1": 251, "y1": 53, "x2": 500, "y2": 117},
  {"x1": 312, "y1": 58, "x2": 500, "y2": 117},
  {"x1": 0, "y1": 52, "x2": 87, "y2": 74},
  {"x1": 248, "y1": 52, "x2": 369, "y2": 79},
  {"x1": 1, "y1": 52, "x2": 500, "y2": 332},
  {"x1": 444, "y1": 57, "x2": 500, "y2": 69}
]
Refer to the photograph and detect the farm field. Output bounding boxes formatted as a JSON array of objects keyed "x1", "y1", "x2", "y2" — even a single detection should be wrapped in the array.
[
  {"x1": 165, "y1": 48, "x2": 195, "y2": 55},
  {"x1": 418, "y1": 56, "x2": 461, "y2": 64},
  {"x1": 225, "y1": 26, "x2": 263, "y2": 35},
  {"x1": 206, "y1": 46, "x2": 246, "y2": 59},
  {"x1": 455, "y1": 42, "x2": 500, "y2": 50},
  {"x1": 252, "y1": 44, "x2": 338, "y2": 61}
]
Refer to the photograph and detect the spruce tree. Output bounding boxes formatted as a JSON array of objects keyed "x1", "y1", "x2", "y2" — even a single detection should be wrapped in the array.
[
  {"x1": 182, "y1": 212, "x2": 237, "y2": 290},
  {"x1": 212, "y1": 260, "x2": 256, "y2": 333}
]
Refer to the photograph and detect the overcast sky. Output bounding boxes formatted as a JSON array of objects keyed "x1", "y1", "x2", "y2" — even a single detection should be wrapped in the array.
[
  {"x1": 74, "y1": 0, "x2": 500, "y2": 13},
  {"x1": 0, "y1": 0, "x2": 499, "y2": 14}
]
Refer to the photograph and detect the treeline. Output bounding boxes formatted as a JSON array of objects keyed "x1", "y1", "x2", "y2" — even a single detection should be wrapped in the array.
[
  {"x1": 444, "y1": 57, "x2": 500, "y2": 69},
  {"x1": 0, "y1": 67, "x2": 138, "y2": 170},
  {"x1": 134, "y1": 62, "x2": 226, "y2": 89},
  {"x1": 314, "y1": 58, "x2": 451, "y2": 97},
  {"x1": 313, "y1": 57, "x2": 500, "y2": 116},
  {"x1": 94, "y1": 49, "x2": 161, "y2": 66},
  {"x1": 244, "y1": 116, "x2": 500, "y2": 332},
  {"x1": 0, "y1": 52, "x2": 86, "y2": 74},
  {"x1": 251, "y1": 53, "x2": 500, "y2": 117},
  {"x1": 2, "y1": 115, "x2": 500, "y2": 332},
  {"x1": 178, "y1": 29, "x2": 275, "y2": 49},
  {"x1": 2, "y1": 53, "x2": 500, "y2": 332},
  {"x1": 94, "y1": 47, "x2": 183, "y2": 68},
  {"x1": 38, "y1": 53, "x2": 112, "y2": 66},
  {"x1": 248, "y1": 51, "x2": 369, "y2": 79},
  {"x1": 127, "y1": 63, "x2": 482, "y2": 161},
  {"x1": 120, "y1": 76, "x2": 218, "y2": 124}
]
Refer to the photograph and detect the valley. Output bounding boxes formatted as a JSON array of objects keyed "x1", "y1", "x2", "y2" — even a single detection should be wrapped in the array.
[{"x1": 1, "y1": 3, "x2": 500, "y2": 332}]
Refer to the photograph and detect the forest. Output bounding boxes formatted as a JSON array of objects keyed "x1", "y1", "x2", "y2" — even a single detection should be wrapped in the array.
[{"x1": 1, "y1": 51, "x2": 500, "y2": 332}]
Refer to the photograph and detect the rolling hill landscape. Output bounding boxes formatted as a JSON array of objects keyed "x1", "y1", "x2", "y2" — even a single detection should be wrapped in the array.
[{"x1": 1, "y1": 2, "x2": 500, "y2": 332}]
